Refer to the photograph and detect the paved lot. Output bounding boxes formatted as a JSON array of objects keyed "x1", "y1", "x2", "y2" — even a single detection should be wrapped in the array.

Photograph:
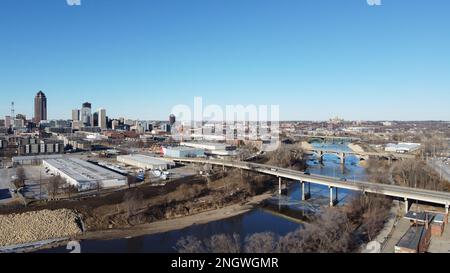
[
  {"x1": 382, "y1": 218, "x2": 411, "y2": 253},
  {"x1": 0, "y1": 168, "x2": 15, "y2": 203},
  {"x1": 21, "y1": 166, "x2": 52, "y2": 200},
  {"x1": 429, "y1": 222, "x2": 450, "y2": 253},
  {"x1": 0, "y1": 168, "x2": 15, "y2": 189}
]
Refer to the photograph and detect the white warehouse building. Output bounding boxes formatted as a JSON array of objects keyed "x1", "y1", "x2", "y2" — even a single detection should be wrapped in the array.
[
  {"x1": 117, "y1": 154, "x2": 176, "y2": 170},
  {"x1": 43, "y1": 157, "x2": 127, "y2": 191},
  {"x1": 162, "y1": 146, "x2": 205, "y2": 158},
  {"x1": 385, "y1": 143, "x2": 421, "y2": 153},
  {"x1": 180, "y1": 142, "x2": 237, "y2": 156}
]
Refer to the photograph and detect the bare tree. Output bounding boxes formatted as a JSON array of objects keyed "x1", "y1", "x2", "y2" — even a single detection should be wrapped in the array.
[
  {"x1": 13, "y1": 166, "x2": 26, "y2": 188},
  {"x1": 65, "y1": 184, "x2": 78, "y2": 198},
  {"x1": 206, "y1": 234, "x2": 241, "y2": 254},
  {"x1": 47, "y1": 175, "x2": 63, "y2": 199},
  {"x1": 176, "y1": 236, "x2": 206, "y2": 253},
  {"x1": 278, "y1": 209, "x2": 352, "y2": 253},
  {"x1": 265, "y1": 144, "x2": 307, "y2": 171},
  {"x1": 244, "y1": 232, "x2": 279, "y2": 253}
]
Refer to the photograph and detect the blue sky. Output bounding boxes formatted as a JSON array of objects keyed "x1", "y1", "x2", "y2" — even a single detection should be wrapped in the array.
[{"x1": 0, "y1": 0, "x2": 449, "y2": 121}]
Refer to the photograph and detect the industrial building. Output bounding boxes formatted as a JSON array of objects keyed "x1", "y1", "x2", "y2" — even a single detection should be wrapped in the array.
[
  {"x1": 385, "y1": 142, "x2": 421, "y2": 153},
  {"x1": 180, "y1": 141, "x2": 237, "y2": 156},
  {"x1": 12, "y1": 154, "x2": 63, "y2": 165},
  {"x1": 15, "y1": 137, "x2": 64, "y2": 156},
  {"x1": 0, "y1": 138, "x2": 6, "y2": 149},
  {"x1": 395, "y1": 225, "x2": 431, "y2": 254},
  {"x1": 43, "y1": 157, "x2": 127, "y2": 191},
  {"x1": 162, "y1": 146, "x2": 205, "y2": 158},
  {"x1": 117, "y1": 154, "x2": 175, "y2": 170},
  {"x1": 394, "y1": 211, "x2": 447, "y2": 253}
]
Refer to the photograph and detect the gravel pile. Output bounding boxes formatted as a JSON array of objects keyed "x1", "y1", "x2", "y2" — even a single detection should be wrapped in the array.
[{"x1": 0, "y1": 209, "x2": 82, "y2": 247}]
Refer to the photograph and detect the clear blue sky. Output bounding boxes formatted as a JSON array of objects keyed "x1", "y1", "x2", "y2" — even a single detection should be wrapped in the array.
[{"x1": 0, "y1": 0, "x2": 449, "y2": 121}]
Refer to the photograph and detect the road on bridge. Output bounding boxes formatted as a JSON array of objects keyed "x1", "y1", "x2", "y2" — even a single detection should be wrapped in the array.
[{"x1": 171, "y1": 158, "x2": 450, "y2": 214}]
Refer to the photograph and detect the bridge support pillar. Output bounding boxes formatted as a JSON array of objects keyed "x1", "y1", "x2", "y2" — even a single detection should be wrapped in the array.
[
  {"x1": 445, "y1": 203, "x2": 449, "y2": 215},
  {"x1": 278, "y1": 177, "x2": 282, "y2": 195},
  {"x1": 301, "y1": 181, "x2": 311, "y2": 201},
  {"x1": 340, "y1": 152, "x2": 345, "y2": 165},
  {"x1": 329, "y1": 186, "x2": 334, "y2": 207},
  {"x1": 329, "y1": 186, "x2": 339, "y2": 207},
  {"x1": 404, "y1": 198, "x2": 409, "y2": 214}
]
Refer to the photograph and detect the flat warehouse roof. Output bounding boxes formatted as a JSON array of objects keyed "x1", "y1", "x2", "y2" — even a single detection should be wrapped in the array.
[
  {"x1": 13, "y1": 154, "x2": 63, "y2": 162},
  {"x1": 43, "y1": 157, "x2": 125, "y2": 182},
  {"x1": 118, "y1": 154, "x2": 175, "y2": 166}
]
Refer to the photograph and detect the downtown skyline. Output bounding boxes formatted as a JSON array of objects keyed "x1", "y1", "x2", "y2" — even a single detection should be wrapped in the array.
[{"x1": 1, "y1": 0, "x2": 450, "y2": 121}]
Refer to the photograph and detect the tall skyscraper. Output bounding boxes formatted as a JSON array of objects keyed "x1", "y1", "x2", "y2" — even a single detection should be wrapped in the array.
[
  {"x1": 93, "y1": 112, "x2": 99, "y2": 127},
  {"x1": 4, "y1": 116, "x2": 12, "y2": 128},
  {"x1": 34, "y1": 91, "x2": 47, "y2": 124},
  {"x1": 72, "y1": 109, "x2": 80, "y2": 121},
  {"x1": 98, "y1": 108, "x2": 107, "y2": 130},
  {"x1": 169, "y1": 114, "x2": 176, "y2": 126},
  {"x1": 81, "y1": 102, "x2": 92, "y2": 127}
]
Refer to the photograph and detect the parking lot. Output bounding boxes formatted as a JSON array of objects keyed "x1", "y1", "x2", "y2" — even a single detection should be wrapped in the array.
[
  {"x1": 21, "y1": 166, "x2": 53, "y2": 200},
  {"x1": 0, "y1": 168, "x2": 16, "y2": 204}
]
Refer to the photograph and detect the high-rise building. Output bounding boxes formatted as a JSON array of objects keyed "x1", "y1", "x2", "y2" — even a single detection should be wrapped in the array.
[
  {"x1": 34, "y1": 91, "x2": 47, "y2": 124},
  {"x1": 72, "y1": 109, "x2": 80, "y2": 121},
  {"x1": 98, "y1": 108, "x2": 107, "y2": 130},
  {"x1": 4, "y1": 116, "x2": 12, "y2": 128},
  {"x1": 169, "y1": 114, "x2": 176, "y2": 126},
  {"x1": 81, "y1": 102, "x2": 92, "y2": 127},
  {"x1": 93, "y1": 112, "x2": 99, "y2": 127},
  {"x1": 112, "y1": 119, "x2": 120, "y2": 130}
]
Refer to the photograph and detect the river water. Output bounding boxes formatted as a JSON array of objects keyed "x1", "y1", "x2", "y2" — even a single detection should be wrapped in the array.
[{"x1": 38, "y1": 143, "x2": 367, "y2": 253}]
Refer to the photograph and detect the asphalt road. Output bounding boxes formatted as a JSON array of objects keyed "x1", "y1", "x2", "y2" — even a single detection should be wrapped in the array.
[{"x1": 173, "y1": 157, "x2": 450, "y2": 207}]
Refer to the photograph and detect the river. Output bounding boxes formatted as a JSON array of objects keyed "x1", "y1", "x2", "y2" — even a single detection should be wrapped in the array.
[{"x1": 38, "y1": 143, "x2": 367, "y2": 253}]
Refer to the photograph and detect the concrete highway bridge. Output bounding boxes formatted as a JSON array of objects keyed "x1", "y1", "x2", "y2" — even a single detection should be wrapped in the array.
[
  {"x1": 305, "y1": 148, "x2": 416, "y2": 165},
  {"x1": 172, "y1": 158, "x2": 450, "y2": 214}
]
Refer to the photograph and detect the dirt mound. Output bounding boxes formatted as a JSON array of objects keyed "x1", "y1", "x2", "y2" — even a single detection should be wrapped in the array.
[{"x1": 0, "y1": 209, "x2": 82, "y2": 247}]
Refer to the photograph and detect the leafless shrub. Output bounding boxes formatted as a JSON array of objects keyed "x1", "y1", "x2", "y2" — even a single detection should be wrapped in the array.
[
  {"x1": 175, "y1": 236, "x2": 206, "y2": 253},
  {"x1": 207, "y1": 234, "x2": 241, "y2": 253},
  {"x1": 244, "y1": 232, "x2": 279, "y2": 253},
  {"x1": 277, "y1": 209, "x2": 352, "y2": 253},
  {"x1": 265, "y1": 144, "x2": 307, "y2": 170}
]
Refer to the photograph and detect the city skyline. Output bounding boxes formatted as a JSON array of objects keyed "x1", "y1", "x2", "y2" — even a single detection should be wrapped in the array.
[{"x1": 1, "y1": 0, "x2": 450, "y2": 121}]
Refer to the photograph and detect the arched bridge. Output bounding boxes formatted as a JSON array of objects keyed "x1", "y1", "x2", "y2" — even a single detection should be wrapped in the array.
[
  {"x1": 306, "y1": 148, "x2": 416, "y2": 165},
  {"x1": 171, "y1": 157, "x2": 450, "y2": 215}
]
